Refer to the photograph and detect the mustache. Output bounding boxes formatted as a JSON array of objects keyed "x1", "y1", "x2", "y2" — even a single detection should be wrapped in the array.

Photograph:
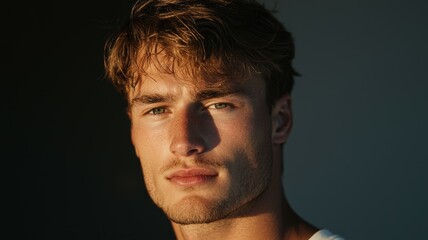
[{"x1": 159, "y1": 157, "x2": 224, "y2": 174}]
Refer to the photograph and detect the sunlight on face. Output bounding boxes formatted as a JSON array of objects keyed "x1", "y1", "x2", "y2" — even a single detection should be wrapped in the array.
[{"x1": 130, "y1": 68, "x2": 274, "y2": 224}]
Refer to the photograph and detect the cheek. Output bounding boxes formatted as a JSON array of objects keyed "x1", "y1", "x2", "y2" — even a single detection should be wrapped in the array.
[
  {"x1": 218, "y1": 112, "x2": 268, "y2": 146},
  {"x1": 219, "y1": 110, "x2": 272, "y2": 159},
  {"x1": 132, "y1": 122, "x2": 166, "y2": 154},
  {"x1": 215, "y1": 116, "x2": 259, "y2": 161},
  {"x1": 131, "y1": 124, "x2": 169, "y2": 177},
  {"x1": 134, "y1": 137, "x2": 164, "y2": 195}
]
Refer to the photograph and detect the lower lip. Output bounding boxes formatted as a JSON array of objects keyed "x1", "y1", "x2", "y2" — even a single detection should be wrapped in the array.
[{"x1": 169, "y1": 175, "x2": 216, "y2": 186}]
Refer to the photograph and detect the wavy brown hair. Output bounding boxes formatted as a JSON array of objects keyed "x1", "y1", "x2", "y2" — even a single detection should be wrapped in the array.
[{"x1": 104, "y1": 0, "x2": 298, "y2": 107}]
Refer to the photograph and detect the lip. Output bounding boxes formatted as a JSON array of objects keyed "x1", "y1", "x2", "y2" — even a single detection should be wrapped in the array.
[{"x1": 166, "y1": 168, "x2": 218, "y2": 186}]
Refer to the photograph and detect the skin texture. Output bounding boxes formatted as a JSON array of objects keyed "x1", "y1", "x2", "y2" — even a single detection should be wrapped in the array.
[{"x1": 128, "y1": 65, "x2": 317, "y2": 239}]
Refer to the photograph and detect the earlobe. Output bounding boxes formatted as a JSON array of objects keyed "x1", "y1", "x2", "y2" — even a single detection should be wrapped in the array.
[{"x1": 271, "y1": 94, "x2": 293, "y2": 144}]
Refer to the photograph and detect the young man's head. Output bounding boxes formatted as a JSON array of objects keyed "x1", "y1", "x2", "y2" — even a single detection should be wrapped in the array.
[{"x1": 104, "y1": 0, "x2": 297, "y2": 225}]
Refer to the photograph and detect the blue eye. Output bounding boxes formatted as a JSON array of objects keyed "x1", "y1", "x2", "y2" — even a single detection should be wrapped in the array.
[{"x1": 150, "y1": 107, "x2": 166, "y2": 115}]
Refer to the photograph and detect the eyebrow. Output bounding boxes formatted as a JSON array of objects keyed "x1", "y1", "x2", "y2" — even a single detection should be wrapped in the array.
[
  {"x1": 130, "y1": 86, "x2": 249, "y2": 106},
  {"x1": 195, "y1": 88, "x2": 247, "y2": 101},
  {"x1": 131, "y1": 93, "x2": 175, "y2": 105}
]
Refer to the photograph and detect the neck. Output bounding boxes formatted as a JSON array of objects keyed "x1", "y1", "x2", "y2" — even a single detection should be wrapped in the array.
[{"x1": 171, "y1": 148, "x2": 317, "y2": 240}]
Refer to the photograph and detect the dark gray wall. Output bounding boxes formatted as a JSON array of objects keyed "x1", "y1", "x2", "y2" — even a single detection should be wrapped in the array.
[{"x1": 265, "y1": 0, "x2": 428, "y2": 239}]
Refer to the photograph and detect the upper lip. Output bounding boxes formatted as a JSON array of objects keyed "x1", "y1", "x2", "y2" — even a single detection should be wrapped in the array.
[{"x1": 166, "y1": 168, "x2": 218, "y2": 179}]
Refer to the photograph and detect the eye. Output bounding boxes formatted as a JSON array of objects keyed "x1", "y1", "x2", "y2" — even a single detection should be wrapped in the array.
[
  {"x1": 149, "y1": 107, "x2": 167, "y2": 115},
  {"x1": 208, "y1": 103, "x2": 231, "y2": 110}
]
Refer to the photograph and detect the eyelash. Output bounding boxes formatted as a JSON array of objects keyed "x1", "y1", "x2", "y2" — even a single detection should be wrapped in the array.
[
  {"x1": 207, "y1": 102, "x2": 232, "y2": 110},
  {"x1": 145, "y1": 102, "x2": 233, "y2": 116},
  {"x1": 147, "y1": 107, "x2": 167, "y2": 115}
]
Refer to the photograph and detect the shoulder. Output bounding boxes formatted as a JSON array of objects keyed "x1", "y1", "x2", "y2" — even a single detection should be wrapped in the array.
[{"x1": 308, "y1": 229, "x2": 345, "y2": 240}]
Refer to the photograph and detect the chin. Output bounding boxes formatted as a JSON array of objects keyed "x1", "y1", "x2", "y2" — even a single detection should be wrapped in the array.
[{"x1": 162, "y1": 195, "x2": 233, "y2": 225}]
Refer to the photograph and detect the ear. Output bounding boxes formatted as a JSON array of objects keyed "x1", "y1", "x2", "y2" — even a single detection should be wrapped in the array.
[{"x1": 271, "y1": 94, "x2": 293, "y2": 144}]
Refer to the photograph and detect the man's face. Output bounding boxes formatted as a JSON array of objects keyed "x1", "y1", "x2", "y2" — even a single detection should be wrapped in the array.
[{"x1": 129, "y1": 67, "x2": 275, "y2": 224}]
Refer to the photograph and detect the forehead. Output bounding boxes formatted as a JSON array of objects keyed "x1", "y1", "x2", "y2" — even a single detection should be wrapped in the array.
[{"x1": 129, "y1": 58, "x2": 265, "y2": 100}]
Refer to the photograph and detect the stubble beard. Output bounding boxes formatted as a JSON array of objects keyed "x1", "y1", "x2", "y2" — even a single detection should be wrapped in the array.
[{"x1": 145, "y1": 142, "x2": 274, "y2": 225}]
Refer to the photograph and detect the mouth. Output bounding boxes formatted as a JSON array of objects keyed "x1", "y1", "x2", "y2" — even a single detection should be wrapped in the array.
[{"x1": 166, "y1": 168, "x2": 218, "y2": 186}]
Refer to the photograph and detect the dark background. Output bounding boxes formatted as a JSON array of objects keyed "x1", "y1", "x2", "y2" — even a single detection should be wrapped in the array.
[
  {"x1": 8, "y1": 1, "x2": 174, "y2": 239},
  {"x1": 7, "y1": 0, "x2": 428, "y2": 239}
]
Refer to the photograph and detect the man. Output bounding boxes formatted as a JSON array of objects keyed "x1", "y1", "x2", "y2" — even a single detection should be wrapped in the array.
[{"x1": 104, "y1": 0, "x2": 344, "y2": 239}]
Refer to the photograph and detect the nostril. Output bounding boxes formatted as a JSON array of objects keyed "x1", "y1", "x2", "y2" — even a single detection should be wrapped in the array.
[
  {"x1": 186, "y1": 149, "x2": 200, "y2": 156},
  {"x1": 169, "y1": 134, "x2": 206, "y2": 156}
]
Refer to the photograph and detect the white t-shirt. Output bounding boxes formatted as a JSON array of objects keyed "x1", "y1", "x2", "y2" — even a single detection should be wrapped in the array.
[{"x1": 309, "y1": 229, "x2": 345, "y2": 240}]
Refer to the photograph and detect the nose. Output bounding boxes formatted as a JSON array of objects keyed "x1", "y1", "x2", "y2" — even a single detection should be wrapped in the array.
[{"x1": 169, "y1": 109, "x2": 207, "y2": 157}]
